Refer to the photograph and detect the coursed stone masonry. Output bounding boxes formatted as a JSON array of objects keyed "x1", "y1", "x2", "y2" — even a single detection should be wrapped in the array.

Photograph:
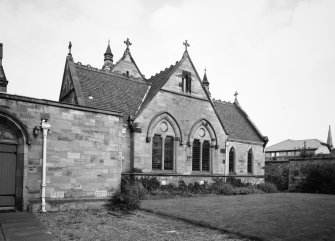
[{"x1": 0, "y1": 93, "x2": 123, "y2": 211}]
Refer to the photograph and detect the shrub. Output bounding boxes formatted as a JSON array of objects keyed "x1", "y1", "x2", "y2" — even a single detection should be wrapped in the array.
[
  {"x1": 265, "y1": 168, "x2": 289, "y2": 191},
  {"x1": 226, "y1": 177, "x2": 251, "y2": 187},
  {"x1": 256, "y1": 182, "x2": 278, "y2": 193},
  {"x1": 139, "y1": 177, "x2": 160, "y2": 192},
  {"x1": 110, "y1": 191, "x2": 140, "y2": 211},
  {"x1": 109, "y1": 176, "x2": 146, "y2": 211},
  {"x1": 300, "y1": 164, "x2": 335, "y2": 194},
  {"x1": 217, "y1": 184, "x2": 235, "y2": 195}
]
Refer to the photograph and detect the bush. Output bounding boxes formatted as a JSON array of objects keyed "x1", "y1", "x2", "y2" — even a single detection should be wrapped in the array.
[
  {"x1": 139, "y1": 177, "x2": 160, "y2": 192},
  {"x1": 256, "y1": 182, "x2": 278, "y2": 193},
  {"x1": 226, "y1": 177, "x2": 251, "y2": 187},
  {"x1": 265, "y1": 168, "x2": 289, "y2": 191},
  {"x1": 110, "y1": 191, "x2": 140, "y2": 211},
  {"x1": 300, "y1": 164, "x2": 335, "y2": 194},
  {"x1": 109, "y1": 176, "x2": 146, "y2": 211},
  {"x1": 217, "y1": 184, "x2": 235, "y2": 195}
]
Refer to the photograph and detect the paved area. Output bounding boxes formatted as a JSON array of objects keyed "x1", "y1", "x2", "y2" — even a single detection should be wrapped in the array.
[{"x1": 0, "y1": 211, "x2": 58, "y2": 241}]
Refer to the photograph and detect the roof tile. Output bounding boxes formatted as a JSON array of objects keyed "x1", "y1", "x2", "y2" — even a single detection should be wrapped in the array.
[
  {"x1": 214, "y1": 100, "x2": 264, "y2": 143},
  {"x1": 75, "y1": 64, "x2": 149, "y2": 116}
]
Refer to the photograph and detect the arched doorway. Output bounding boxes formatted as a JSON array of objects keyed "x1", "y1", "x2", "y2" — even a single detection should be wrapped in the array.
[{"x1": 0, "y1": 112, "x2": 29, "y2": 210}]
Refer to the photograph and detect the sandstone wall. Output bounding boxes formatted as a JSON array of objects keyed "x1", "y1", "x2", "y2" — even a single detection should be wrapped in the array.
[
  {"x1": 134, "y1": 89, "x2": 227, "y2": 174},
  {"x1": 0, "y1": 94, "x2": 123, "y2": 210}
]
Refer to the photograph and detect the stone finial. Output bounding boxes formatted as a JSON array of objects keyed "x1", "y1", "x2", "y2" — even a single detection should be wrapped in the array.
[
  {"x1": 183, "y1": 40, "x2": 190, "y2": 52},
  {"x1": 124, "y1": 38, "x2": 132, "y2": 51},
  {"x1": 327, "y1": 125, "x2": 333, "y2": 149},
  {"x1": 102, "y1": 41, "x2": 114, "y2": 70},
  {"x1": 0, "y1": 43, "x2": 3, "y2": 65},
  {"x1": 0, "y1": 43, "x2": 8, "y2": 93},
  {"x1": 68, "y1": 41, "x2": 72, "y2": 56},
  {"x1": 234, "y1": 91, "x2": 239, "y2": 103}
]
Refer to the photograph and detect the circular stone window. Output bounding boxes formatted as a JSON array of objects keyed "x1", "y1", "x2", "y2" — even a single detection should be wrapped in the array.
[
  {"x1": 199, "y1": 128, "x2": 206, "y2": 137},
  {"x1": 160, "y1": 122, "x2": 168, "y2": 132}
]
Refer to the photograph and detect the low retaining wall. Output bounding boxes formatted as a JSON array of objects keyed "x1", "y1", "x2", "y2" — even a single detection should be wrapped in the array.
[
  {"x1": 264, "y1": 161, "x2": 289, "y2": 190},
  {"x1": 122, "y1": 173, "x2": 264, "y2": 185},
  {"x1": 289, "y1": 157, "x2": 335, "y2": 191}
]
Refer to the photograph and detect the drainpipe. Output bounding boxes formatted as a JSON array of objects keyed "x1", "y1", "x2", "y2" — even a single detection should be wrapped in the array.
[{"x1": 40, "y1": 119, "x2": 51, "y2": 213}]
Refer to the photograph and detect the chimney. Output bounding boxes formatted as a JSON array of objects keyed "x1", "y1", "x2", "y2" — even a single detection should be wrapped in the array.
[{"x1": 0, "y1": 43, "x2": 8, "y2": 93}]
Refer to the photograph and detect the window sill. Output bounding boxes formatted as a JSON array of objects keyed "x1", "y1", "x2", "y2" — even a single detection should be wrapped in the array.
[
  {"x1": 151, "y1": 170, "x2": 175, "y2": 174},
  {"x1": 191, "y1": 171, "x2": 212, "y2": 174}
]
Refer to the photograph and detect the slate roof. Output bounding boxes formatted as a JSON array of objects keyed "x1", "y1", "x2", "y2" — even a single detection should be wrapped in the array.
[
  {"x1": 265, "y1": 139, "x2": 329, "y2": 152},
  {"x1": 75, "y1": 64, "x2": 149, "y2": 115},
  {"x1": 213, "y1": 100, "x2": 265, "y2": 143},
  {"x1": 136, "y1": 62, "x2": 179, "y2": 117}
]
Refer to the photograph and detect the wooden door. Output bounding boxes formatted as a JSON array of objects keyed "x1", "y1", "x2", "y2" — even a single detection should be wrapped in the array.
[{"x1": 0, "y1": 143, "x2": 17, "y2": 207}]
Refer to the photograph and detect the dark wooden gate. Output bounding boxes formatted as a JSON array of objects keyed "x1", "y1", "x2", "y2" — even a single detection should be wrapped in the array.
[{"x1": 0, "y1": 143, "x2": 17, "y2": 207}]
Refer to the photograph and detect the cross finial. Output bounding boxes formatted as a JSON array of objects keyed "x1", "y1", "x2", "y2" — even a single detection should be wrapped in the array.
[
  {"x1": 183, "y1": 40, "x2": 190, "y2": 51},
  {"x1": 204, "y1": 67, "x2": 207, "y2": 73},
  {"x1": 124, "y1": 38, "x2": 132, "y2": 50},
  {"x1": 68, "y1": 41, "x2": 72, "y2": 55},
  {"x1": 108, "y1": 39, "x2": 110, "y2": 45},
  {"x1": 234, "y1": 91, "x2": 239, "y2": 101}
]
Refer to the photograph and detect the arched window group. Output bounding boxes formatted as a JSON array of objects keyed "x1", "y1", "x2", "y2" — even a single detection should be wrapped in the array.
[{"x1": 228, "y1": 147, "x2": 253, "y2": 175}]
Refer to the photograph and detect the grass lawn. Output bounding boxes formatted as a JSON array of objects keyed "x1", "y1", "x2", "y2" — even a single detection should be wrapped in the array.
[
  {"x1": 141, "y1": 193, "x2": 335, "y2": 241},
  {"x1": 36, "y1": 209, "x2": 249, "y2": 241}
]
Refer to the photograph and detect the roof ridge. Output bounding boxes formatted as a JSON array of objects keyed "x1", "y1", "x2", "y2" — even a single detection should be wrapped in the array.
[
  {"x1": 149, "y1": 62, "x2": 178, "y2": 80},
  {"x1": 75, "y1": 62, "x2": 150, "y2": 86},
  {"x1": 213, "y1": 98, "x2": 233, "y2": 105}
]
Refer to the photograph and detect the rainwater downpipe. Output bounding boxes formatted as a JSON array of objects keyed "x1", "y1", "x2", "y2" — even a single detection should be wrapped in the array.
[{"x1": 40, "y1": 119, "x2": 51, "y2": 212}]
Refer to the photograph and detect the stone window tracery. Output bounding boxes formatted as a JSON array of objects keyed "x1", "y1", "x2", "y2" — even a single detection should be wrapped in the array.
[
  {"x1": 191, "y1": 126, "x2": 213, "y2": 172},
  {"x1": 151, "y1": 120, "x2": 175, "y2": 171}
]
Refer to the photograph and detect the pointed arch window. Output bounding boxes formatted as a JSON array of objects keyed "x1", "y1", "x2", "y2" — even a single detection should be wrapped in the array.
[
  {"x1": 247, "y1": 149, "x2": 253, "y2": 174},
  {"x1": 229, "y1": 147, "x2": 235, "y2": 174},
  {"x1": 192, "y1": 139, "x2": 211, "y2": 172}
]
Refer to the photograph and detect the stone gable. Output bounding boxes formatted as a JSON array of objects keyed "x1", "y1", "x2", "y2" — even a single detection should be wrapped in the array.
[{"x1": 162, "y1": 56, "x2": 208, "y2": 99}]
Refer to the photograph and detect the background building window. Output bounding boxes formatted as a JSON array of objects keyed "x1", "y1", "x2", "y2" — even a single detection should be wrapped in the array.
[
  {"x1": 229, "y1": 147, "x2": 235, "y2": 173},
  {"x1": 247, "y1": 149, "x2": 253, "y2": 174}
]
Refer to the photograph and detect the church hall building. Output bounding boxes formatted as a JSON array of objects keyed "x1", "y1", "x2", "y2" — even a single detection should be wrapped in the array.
[{"x1": 0, "y1": 40, "x2": 268, "y2": 211}]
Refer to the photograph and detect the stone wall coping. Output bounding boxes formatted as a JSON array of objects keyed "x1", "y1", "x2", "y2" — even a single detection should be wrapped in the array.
[
  {"x1": 28, "y1": 197, "x2": 110, "y2": 204},
  {"x1": 122, "y1": 172, "x2": 264, "y2": 178},
  {"x1": 227, "y1": 138, "x2": 264, "y2": 146},
  {"x1": 265, "y1": 160, "x2": 289, "y2": 164},
  {"x1": 289, "y1": 157, "x2": 335, "y2": 162},
  {"x1": 0, "y1": 92, "x2": 123, "y2": 117}
]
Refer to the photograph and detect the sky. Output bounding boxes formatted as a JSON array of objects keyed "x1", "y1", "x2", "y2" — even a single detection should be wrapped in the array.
[{"x1": 0, "y1": 0, "x2": 334, "y2": 146}]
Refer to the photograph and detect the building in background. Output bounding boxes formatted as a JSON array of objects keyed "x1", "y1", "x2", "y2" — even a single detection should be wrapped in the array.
[{"x1": 265, "y1": 139, "x2": 331, "y2": 161}]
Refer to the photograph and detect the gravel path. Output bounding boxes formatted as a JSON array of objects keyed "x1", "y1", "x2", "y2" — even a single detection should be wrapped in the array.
[{"x1": 36, "y1": 209, "x2": 249, "y2": 241}]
